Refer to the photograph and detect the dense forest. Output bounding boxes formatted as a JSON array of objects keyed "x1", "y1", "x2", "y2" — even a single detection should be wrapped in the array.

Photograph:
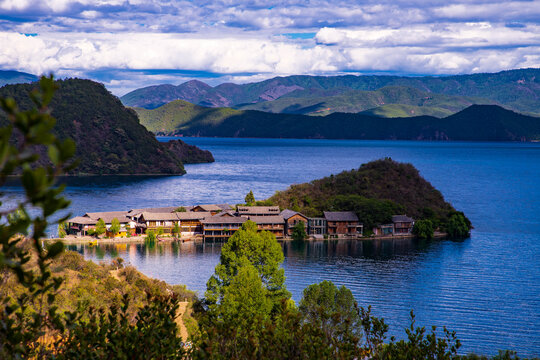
[
  {"x1": 0, "y1": 79, "x2": 213, "y2": 175},
  {"x1": 136, "y1": 100, "x2": 540, "y2": 141},
  {"x1": 269, "y1": 158, "x2": 470, "y2": 233}
]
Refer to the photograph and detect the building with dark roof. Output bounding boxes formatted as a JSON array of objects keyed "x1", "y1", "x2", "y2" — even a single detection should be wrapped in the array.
[
  {"x1": 324, "y1": 211, "x2": 363, "y2": 236},
  {"x1": 281, "y1": 209, "x2": 309, "y2": 237},
  {"x1": 237, "y1": 206, "x2": 280, "y2": 216},
  {"x1": 392, "y1": 215, "x2": 414, "y2": 235}
]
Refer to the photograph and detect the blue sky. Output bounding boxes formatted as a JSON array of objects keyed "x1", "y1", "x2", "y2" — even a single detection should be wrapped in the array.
[{"x1": 1, "y1": 0, "x2": 540, "y2": 95}]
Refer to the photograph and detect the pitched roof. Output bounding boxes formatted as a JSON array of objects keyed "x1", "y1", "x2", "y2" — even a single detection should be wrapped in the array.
[
  {"x1": 176, "y1": 212, "x2": 212, "y2": 220},
  {"x1": 246, "y1": 215, "x2": 285, "y2": 224},
  {"x1": 202, "y1": 215, "x2": 248, "y2": 224},
  {"x1": 139, "y1": 212, "x2": 180, "y2": 221},
  {"x1": 127, "y1": 206, "x2": 186, "y2": 217},
  {"x1": 392, "y1": 215, "x2": 414, "y2": 223},
  {"x1": 67, "y1": 216, "x2": 97, "y2": 225},
  {"x1": 280, "y1": 209, "x2": 308, "y2": 220},
  {"x1": 84, "y1": 211, "x2": 130, "y2": 223},
  {"x1": 323, "y1": 211, "x2": 359, "y2": 222},
  {"x1": 193, "y1": 204, "x2": 222, "y2": 212},
  {"x1": 216, "y1": 204, "x2": 234, "y2": 211},
  {"x1": 237, "y1": 206, "x2": 280, "y2": 214}
]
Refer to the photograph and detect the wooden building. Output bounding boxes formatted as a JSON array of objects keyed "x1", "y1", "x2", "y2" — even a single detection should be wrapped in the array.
[
  {"x1": 392, "y1": 215, "x2": 414, "y2": 235},
  {"x1": 237, "y1": 206, "x2": 280, "y2": 216},
  {"x1": 372, "y1": 224, "x2": 394, "y2": 236},
  {"x1": 202, "y1": 213, "x2": 248, "y2": 241},
  {"x1": 66, "y1": 216, "x2": 97, "y2": 236},
  {"x1": 281, "y1": 209, "x2": 309, "y2": 237},
  {"x1": 324, "y1": 211, "x2": 363, "y2": 236},
  {"x1": 192, "y1": 204, "x2": 222, "y2": 215},
  {"x1": 246, "y1": 216, "x2": 285, "y2": 238},
  {"x1": 177, "y1": 212, "x2": 212, "y2": 235},
  {"x1": 308, "y1": 217, "x2": 327, "y2": 236},
  {"x1": 137, "y1": 212, "x2": 180, "y2": 234}
]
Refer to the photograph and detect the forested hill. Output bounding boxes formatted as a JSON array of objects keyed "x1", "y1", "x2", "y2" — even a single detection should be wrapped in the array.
[
  {"x1": 121, "y1": 68, "x2": 540, "y2": 115},
  {"x1": 135, "y1": 100, "x2": 540, "y2": 141},
  {"x1": 269, "y1": 158, "x2": 469, "y2": 231},
  {"x1": 0, "y1": 79, "x2": 214, "y2": 175}
]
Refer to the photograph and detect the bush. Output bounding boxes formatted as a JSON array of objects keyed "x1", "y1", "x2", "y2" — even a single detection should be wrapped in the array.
[{"x1": 413, "y1": 219, "x2": 434, "y2": 239}]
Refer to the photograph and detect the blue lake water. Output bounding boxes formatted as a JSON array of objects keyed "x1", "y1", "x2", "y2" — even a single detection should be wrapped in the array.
[{"x1": 3, "y1": 137, "x2": 540, "y2": 356}]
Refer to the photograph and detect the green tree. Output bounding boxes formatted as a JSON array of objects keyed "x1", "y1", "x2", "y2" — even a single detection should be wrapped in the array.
[
  {"x1": 172, "y1": 222, "x2": 180, "y2": 238},
  {"x1": 0, "y1": 76, "x2": 74, "y2": 358},
  {"x1": 145, "y1": 229, "x2": 156, "y2": 242},
  {"x1": 175, "y1": 206, "x2": 186, "y2": 212},
  {"x1": 412, "y1": 219, "x2": 434, "y2": 240},
  {"x1": 447, "y1": 212, "x2": 470, "y2": 239},
  {"x1": 157, "y1": 226, "x2": 164, "y2": 236},
  {"x1": 205, "y1": 220, "x2": 290, "y2": 309},
  {"x1": 245, "y1": 190, "x2": 256, "y2": 205},
  {"x1": 110, "y1": 217, "x2": 121, "y2": 237},
  {"x1": 94, "y1": 218, "x2": 106, "y2": 237},
  {"x1": 291, "y1": 221, "x2": 307, "y2": 242},
  {"x1": 58, "y1": 222, "x2": 67, "y2": 238}
]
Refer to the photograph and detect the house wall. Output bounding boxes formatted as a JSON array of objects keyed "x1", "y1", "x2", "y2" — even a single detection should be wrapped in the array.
[{"x1": 286, "y1": 214, "x2": 308, "y2": 235}]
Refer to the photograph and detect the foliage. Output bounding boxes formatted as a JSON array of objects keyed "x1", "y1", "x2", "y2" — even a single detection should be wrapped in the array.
[
  {"x1": 291, "y1": 221, "x2": 307, "y2": 242},
  {"x1": 146, "y1": 229, "x2": 156, "y2": 242},
  {"x1": 157, "y1": 226, "x2": 164, "y2": 236},
  {"x1": 172, "y1": 222, "x2": 180, "y2": 238},
  {"x1": 204, "y1": 220, "x2": 289, "y2": 309},
  {"x1": 109, "y1": 217, "x2": 121, "y2": 237},
  {"x1": 270, "y1": 158, "x2": 468, "y2": 231},
  {"x1": 0, "y1": 79, "x2": 217, "y2": 174},
  {"x1": 378, "y1": 311, "x2": 461, "y2": 360},
  {"x1": 175, "y1": 206, "x2": 187, "y2": 212},
  {"x1": 95, "y1": 218, "x2": 106, "y2": 237},
  {"x1": 446, "y1": 212, "x2": 471, "y2": 239},
  {"x1": 244, "y1": 190, "x2": 256, "y2": 205},
  {"x1": 58, "y1": 222, "x2": 67, "y2": 238},
  {"x1": 413, "y1": 219, "x2": 434, "y2": 240}
]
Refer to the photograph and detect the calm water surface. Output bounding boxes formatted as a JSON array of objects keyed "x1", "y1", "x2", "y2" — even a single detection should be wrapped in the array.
[{"x1": 4, "y1": 138, "x2": 540, "y2": 356}]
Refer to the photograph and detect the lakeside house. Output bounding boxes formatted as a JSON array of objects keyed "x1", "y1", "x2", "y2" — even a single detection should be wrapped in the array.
[
  {"x1": 67, "y1": 204, "x2": 415, "y2": 241},
  {"x1": 324, "y1": 211, "x2": 363, "y2": 237}
]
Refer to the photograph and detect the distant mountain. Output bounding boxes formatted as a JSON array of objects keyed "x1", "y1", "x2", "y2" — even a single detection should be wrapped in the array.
[
  {"x1": 121, "y1": 68, "x2": 540, "y2": 116},
  {"x1": 0, "y1": 70, "x2": 38, "y2": 87},
  {"x1": 0, "y1": 79, "x2": 214, "y2": 175},
  {"x1": 134, "y1": 100, "x2": 540, "y2": 141},
  {"x1": 236, "y1": 86, "x2": 494, "y2": 117}
]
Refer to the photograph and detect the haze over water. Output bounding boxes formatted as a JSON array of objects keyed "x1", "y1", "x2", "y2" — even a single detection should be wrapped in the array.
[{"x1": 5, "y1": 137, "x2": 539, "y2": 356}]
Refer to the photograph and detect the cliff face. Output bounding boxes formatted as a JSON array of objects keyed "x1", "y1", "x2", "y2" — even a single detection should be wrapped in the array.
[
  {"x1": 0, "y1": 79, "x2": 214, "y2": 175},
  {"x1": 163, "y1": 139, "x2": 214, "y2": 164}
]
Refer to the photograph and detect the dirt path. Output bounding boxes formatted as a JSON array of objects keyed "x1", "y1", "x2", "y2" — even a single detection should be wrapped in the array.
[{"x1": 176, "y1": 301, "x2": 189, "y2": 341}]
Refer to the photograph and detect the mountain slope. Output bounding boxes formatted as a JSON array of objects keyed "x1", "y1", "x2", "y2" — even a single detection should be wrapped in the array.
[
  {"x1": 121, "y1": 68, "x2": 540, "y2": 115},
  {"x1": 0, "y1": 79, "x2": 214, "y2": 175},
  {"x1": 0, "y1": 70, "x2": 38, "y2": 87},
  {"x1": 134, "y1": 101, "x2": 540, "y2": 141},
  {"x1": 269, "y1": 158, "x2": 462, "y2": 229},
  {"x1": 236, "y1": 86, "x2": 494, "y2": 117}
]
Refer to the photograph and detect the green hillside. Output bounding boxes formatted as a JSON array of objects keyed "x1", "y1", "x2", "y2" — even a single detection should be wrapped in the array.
[
  {"x1": 134, "y1": 100, "x2": 540, "y2": 141},
  {"x1": 0, "y1": 70, "x2": 38, "y2": 87},
  {"x1": 0, "y1": 79, "x2": 214, "y2": 175},
  {"x1": 122, "y1": 68, "x2": 540, "y2": 116},
  {"x1": 237, "y1": 86, "x2": 494, "y2": 117},
  {"x1": 268, "y1": 158, "x2": 469, "y2": 232}
]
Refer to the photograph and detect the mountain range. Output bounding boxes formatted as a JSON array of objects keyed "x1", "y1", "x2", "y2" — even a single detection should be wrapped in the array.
[
  {"x1": 0, "y1": 70, "x2": 38, "y2": 87},
  {"x1": 134, "y1": 100, "x2": 540, "y2": 141},
  {"x1": 0, "y1": 79, "x2": 213, "y2": 175},
  {"x1": 121, "y1": 68, "x2": 540, "y2": 117}
]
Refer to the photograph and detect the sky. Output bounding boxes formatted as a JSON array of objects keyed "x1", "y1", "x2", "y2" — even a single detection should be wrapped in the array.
[{"x1": 1, "y1": 0, "x2": 540, "y2": 95}]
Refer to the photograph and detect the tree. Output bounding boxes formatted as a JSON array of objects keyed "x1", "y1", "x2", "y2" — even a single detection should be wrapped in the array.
[
  {"x1": 157, "y1": 226, "x2": 164, "y2": 236},
  {"x1": 412, "y1": 219, "x2": 434, "y2": 240},
  {"x1": 95, "y1": 218, "x2": 106, "y2": 237},
  {"x1": 0, "y1": 76, "x2": 75, "y2": 358},
  {"x1": 110, "y1": 217, "x2": 121, "y2": 237},
  {"x1": 145, "y1": 229, "x2": 156, "y2": 242},
  {"x1": 291, "y1": 221, "x2": 307, "y2": 242},
  {"x1": 58, "y1": 222, "x2": 67, "y2": 238},
  {"x1": 175, "y1": 206, "x2": 186, "y2": 212},
  {"x1": 446, "y1": 212, "x2": 470, "y2": 239},
  {"x1": 205, "y1": 220, "x2": 289, "y2": 309},
  {"x1": 245, "y1": 190, "x2": 256, "y2": 205},
  {"x1": 172, "y1": 222, "x2": 180, "y2": 238}
]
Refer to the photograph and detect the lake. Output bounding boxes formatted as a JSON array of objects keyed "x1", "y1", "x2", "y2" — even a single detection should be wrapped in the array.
[{"x1": 5, "y1": 137, "x2": 540, "y2": 356}]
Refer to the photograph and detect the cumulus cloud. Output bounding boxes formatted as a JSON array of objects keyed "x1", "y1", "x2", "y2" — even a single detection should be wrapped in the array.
[{"x1": 1, "y1": 0, "x2": 539, "y2": 94}]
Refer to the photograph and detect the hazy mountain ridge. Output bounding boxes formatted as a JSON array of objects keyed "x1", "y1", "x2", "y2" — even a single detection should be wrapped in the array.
[
  {"x1": 121, "y1": 68, "x2": 540, "y2": 116},
  {"x1": 0, "y1": 79, "x2": 213, "y2": 175},
  {"x1": 134, "y1": 100, "x2": 540, "y2": 141},
  {"x1": 0, "y1": 70, "x2": 39, "y2": 87}
]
